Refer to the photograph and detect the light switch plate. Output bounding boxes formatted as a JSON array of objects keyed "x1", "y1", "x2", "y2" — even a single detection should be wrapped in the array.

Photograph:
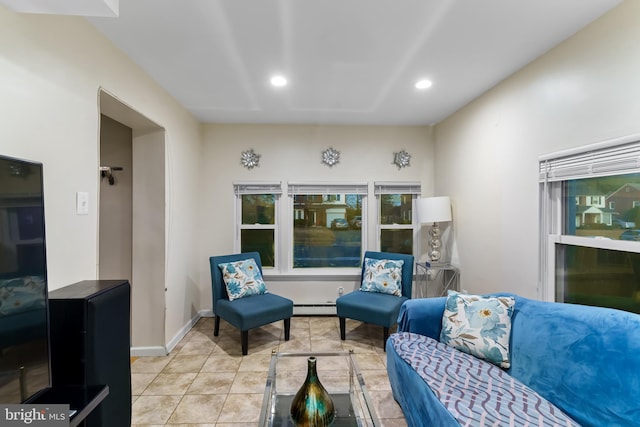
[{"x1": 76, "y1": 192, "x2": 89, "y2": 215}]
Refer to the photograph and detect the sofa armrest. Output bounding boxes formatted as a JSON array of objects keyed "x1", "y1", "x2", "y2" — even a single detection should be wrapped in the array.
[{"x1": 397, "y1": 297, "x2": 446, "y2": 340}]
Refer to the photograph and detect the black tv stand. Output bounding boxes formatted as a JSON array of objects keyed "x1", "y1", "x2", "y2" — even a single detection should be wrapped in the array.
[{"x1": 30, "y1": 384, "x2": 109, "y2": 427}]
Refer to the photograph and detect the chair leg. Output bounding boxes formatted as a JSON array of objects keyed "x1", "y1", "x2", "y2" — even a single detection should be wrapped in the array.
[
  {"x1": 284, "y1": 318, "x2": 291, "y2": 341},
  {"x1": 339, "y1": 317, "x2": 346, "y2": 340},
  {"x1": 214, "y1": 316, "x2": 220, "y2": 336},
  {"x1": 241, "y1": 330, "x2": 248, "y2": 355},
  {"x1": 382, "y1": 327, "x2": 389, "y2": 351}
]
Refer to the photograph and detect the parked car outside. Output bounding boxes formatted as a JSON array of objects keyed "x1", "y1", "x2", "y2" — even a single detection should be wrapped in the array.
[
  {"x1": 620, "y1": 230, "x2": 640, "y2": 241},
  {"x1": 349, "y1": 215, "x2": 362, "y2": 229},
  {"x1": 614, "y1": 219, "x2": 636, "y2": 229},
  {"x1": 331, "y1": 218, "x2": 349, "y2": 230}
]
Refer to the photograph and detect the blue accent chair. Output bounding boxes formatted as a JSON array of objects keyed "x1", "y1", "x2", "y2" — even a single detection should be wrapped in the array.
[
  {"x1": 209, "y1": 252, "x2": 293, "y2": 355},
  {"x1": 336, "y1": 251, "x2": 414, "y2": 349}
]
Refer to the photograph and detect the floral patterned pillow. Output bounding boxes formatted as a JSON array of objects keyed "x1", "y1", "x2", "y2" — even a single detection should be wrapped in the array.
[
  {"x1": 0, "y1": 276, "x2": 46, "y2": 316},
  {"x1": 360, "y1": 258, "x2": 404, "y2": 297},
  {"x1": 440, "y1": 293, "x2": 515, "y2": 368},
  {"x1": 218, "y1": 258, "x2": 268, "y2": 301}
]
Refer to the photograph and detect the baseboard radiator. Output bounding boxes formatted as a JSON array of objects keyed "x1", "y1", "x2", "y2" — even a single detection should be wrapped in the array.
[{"x1": 294, "y1": 303, "x2": 336, "y2": 316}]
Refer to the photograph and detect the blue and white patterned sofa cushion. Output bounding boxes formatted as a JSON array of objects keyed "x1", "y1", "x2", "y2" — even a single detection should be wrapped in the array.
[
  {"x1": 360, "y1": 258, "x2": 404, "y2": 296},
  {"x1": 440, "y1": 292, "x2": 515, "y2": 368},
  {"x1": 0, "y1": 276, "x2": 46, "y2": 316},
  {"x1": 218, "y1": 258, "x2": 268, "y2": 301},
  {"x1": 391, "y1": 332, "x2": 579, "y2": 426}
]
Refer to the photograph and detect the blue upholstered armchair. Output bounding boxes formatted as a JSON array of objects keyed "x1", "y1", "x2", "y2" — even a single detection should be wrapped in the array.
[
  {"x1": 209, "y1": 252, "x2": 293, "y2": 355},
  {"x1": 336, "y1": 251, "x2": 414, "y2": 349}
]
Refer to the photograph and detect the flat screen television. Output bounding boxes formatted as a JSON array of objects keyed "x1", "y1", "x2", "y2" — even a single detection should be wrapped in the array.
[{"x1": 0, "y1": 154, "x2": 51, "y2": 403}]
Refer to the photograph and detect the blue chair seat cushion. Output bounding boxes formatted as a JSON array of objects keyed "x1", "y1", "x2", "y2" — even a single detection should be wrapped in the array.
[
  {"x1": 215, "y1": 292, "x2": 293, "y2": 331},
  {"x1": 336, "y1": 290, "x2": 408, "y2": 328}
]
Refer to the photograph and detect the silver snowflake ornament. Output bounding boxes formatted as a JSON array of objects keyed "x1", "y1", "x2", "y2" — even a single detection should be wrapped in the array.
[
  {"x1": 393, "y1": 150, "x2": 411, "y2": 169},
  {"x1": 322, "y1": 147, "x2": 340, "y2": 167},
  {"x1": 240, "y1": 149, "x2": 261, "y2": 169}
]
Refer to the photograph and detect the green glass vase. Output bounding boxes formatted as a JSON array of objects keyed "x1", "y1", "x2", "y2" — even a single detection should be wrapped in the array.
[{"x1": 290, "y1": 356, "x2": 335, "y2": 426}]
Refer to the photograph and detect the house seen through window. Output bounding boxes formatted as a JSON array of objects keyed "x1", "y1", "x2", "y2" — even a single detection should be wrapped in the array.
[
  {"x1": 287, "y1": 183, "x2": 368, "y2": 270},
  {"x1": 540, "y1": 140, "x2": 640, "y2": 315},
  {"x1": 558, "y1": 174, "x2": 640, "y2": 314},
  {"x1": 236, "y1": 181, "x2": 420, "y2": 272},
  {"x1": 292, "y1": 193, "x2": 363, "y2": 268}
]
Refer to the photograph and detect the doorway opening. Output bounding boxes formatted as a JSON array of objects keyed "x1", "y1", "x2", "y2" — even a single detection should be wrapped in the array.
[{"x1": 98, "y1": 89, "x2": 167, "y2": 355}]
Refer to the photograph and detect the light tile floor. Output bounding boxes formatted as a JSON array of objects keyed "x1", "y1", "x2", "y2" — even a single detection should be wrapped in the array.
[{"x1": 131, "y1": 316, "x2": 408, "y2": 426}]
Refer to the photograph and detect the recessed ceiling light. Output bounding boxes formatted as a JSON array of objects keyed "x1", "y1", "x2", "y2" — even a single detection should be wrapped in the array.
[
  {"x1": 270, "y1": 75, "x2": 288, "y2": 87},
  {"x1": 415, "y1": 79, "x2": 433, "y2": 90}
]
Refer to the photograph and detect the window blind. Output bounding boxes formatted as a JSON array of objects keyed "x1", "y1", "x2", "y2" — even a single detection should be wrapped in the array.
[
  {"x1": 287, "y1": 182, "x2": 368, "y2": 196},
  {"x1": 374, "y1": 181, "x2": 422, "y2": 195},
  {"x1": 539, "y1": 139, "x2": 640, "y2": 182},
  {"x1": 233, "y1": 182, "x2": 282, "y2": 195}
]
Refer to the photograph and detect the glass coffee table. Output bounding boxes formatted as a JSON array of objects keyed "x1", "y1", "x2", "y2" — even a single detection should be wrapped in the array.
[{"x1": 258, "y1": 350, "x2": 381, "y2": 426}]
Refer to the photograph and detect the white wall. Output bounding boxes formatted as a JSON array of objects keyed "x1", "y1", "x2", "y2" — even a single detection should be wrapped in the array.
[
  {"x1": 0, "y1": 6, "x2": 202, "y2": 350},
  {"x1": 199, "y1": 124, "x2": 435, "y2": 307},
  {"x1": 435, "y1": 1, "x2": 640, "y2": 297}
]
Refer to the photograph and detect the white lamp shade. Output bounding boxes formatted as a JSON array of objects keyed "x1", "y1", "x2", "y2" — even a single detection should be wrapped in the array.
[{"x1": 417, "y1": 196, "x2": 452, "y2": 224}]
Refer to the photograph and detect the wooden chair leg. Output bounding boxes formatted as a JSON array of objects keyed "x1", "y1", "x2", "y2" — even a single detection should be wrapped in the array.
[
  {"x1": 339, "y1": 317, "x2": 346, "y2": 340},
  {"x1": 214, "y1": 315, "x2": 220, "y2": 336},
  {"x1": 241, "y1": 330, "x2": 248, "y2": 355},
  {"x1": 382, "y1": 327, "x2": 389, "y2": 351},
  {"x1": 284, "y1": 318, "x2": 291, "y2": 341}
]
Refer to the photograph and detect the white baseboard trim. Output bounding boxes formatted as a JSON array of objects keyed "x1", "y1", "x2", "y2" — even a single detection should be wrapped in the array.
[
  {"x1": 131, "y1": 310, "x2": 215, "y2": 357},
  {"x1": 130, "y1": 346, "x2": 168, "y2": 357},
  {"x1": 165, "y1": 311, "x2": 202, "y2": 353}
]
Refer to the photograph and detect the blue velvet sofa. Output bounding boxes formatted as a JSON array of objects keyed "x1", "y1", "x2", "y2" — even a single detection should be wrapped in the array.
[{"x1": 386, "y1": 294, "x2": 640, "y2": 426}]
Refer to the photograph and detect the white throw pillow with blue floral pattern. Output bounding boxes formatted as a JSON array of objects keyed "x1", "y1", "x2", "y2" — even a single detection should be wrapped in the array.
[
  {"x1": 0, "y1": 276, "x2": 46, "y2": 316},
  {"x1": 360, "y1": 258, "x2": 404, "y2": 297},
  {"x1": 440, "y1": 293, "x2": 515, "y2": 368},
  {"x1": 218, "y1": 258, "x2": 268, "y2": 301}
]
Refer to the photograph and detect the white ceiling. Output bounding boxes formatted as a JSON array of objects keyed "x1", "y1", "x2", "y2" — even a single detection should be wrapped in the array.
[{"x1": 85, "y1": 0, "x2": 620, "y2": 125}]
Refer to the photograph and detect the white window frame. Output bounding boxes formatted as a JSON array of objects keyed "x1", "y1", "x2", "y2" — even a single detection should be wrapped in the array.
[
  {"x1": 539, "y1": 134, "x2": 640, "y2": 302},
  {"x1": 374, "y1": 182, "x2": 421, "y2": 255},
  {"x1": 286, "y1": 181, "x2": 368, "y2": 275},
  {"x1": 233, "y1": 182, "x2": 282, "y2": 270}
]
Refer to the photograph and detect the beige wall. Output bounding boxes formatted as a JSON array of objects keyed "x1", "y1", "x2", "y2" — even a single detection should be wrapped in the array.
[
  {"x1": 0, "y1": 6, "x2": 202, "y2": 352},
  {"x1": 435, "y1": 1, "x2": 640, "y2": 297},
  {"x1": 199, "y1": 124, "x2": 435, "y2": 305},
  {"x1": 99, "y1": 115, "x2": 133, "y2": 281},
  {"x1": 2, "y1": 0, "x2": 639, "y2": 349}
]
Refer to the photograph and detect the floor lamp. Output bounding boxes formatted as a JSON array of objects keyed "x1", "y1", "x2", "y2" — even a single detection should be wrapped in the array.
[{"x1": 417, "y1": 196, "x2": 452, "y2": 263}]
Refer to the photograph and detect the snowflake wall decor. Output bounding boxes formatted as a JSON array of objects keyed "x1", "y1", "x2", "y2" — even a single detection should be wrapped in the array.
[
  {"x1": 240, "y1": 149, "x2": 261, "y2": 169},
  {"x1": 393, "y1": 150, "x2": 411, "y2": 169},
  {"x1": 322, "y1": 147, "x2": 341, "y2": 167}
]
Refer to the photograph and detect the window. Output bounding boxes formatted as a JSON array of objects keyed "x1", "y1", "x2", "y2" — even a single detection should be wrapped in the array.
[
  {"x1": 539, "y1": 136, "x2": 640, "y2": 314},
  {"x1": 374, "y1": 182, "x2": 421, "y2": 255},
  {"x1": 234, "y1": 181, "x2": 421, "y2": 274},
  {"x1": 288, "y1": 182, "x2": 367, "y2": 269},
  {"x1": 234, "y1": 182, "x2": 281, "y2": 267}
]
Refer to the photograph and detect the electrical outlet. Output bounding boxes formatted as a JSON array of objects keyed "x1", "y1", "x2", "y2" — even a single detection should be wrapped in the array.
[{"x1": 338, "y1": 286, "x2": 344, "y2": 296}]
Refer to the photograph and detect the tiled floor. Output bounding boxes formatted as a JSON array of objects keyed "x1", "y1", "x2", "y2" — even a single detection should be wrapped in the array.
[{"x1": 131, "y1": 316, "x2": 408, "y2": 426}]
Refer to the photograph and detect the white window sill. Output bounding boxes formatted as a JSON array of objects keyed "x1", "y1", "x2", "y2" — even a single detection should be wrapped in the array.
[{"x1": 263, "y1": 272, "x2": 361, "y2": 281}]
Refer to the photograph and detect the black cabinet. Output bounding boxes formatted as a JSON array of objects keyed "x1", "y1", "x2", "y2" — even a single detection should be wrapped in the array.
[{"x1": 49, "y1": 280, "x2": 131, "y2": 427}]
